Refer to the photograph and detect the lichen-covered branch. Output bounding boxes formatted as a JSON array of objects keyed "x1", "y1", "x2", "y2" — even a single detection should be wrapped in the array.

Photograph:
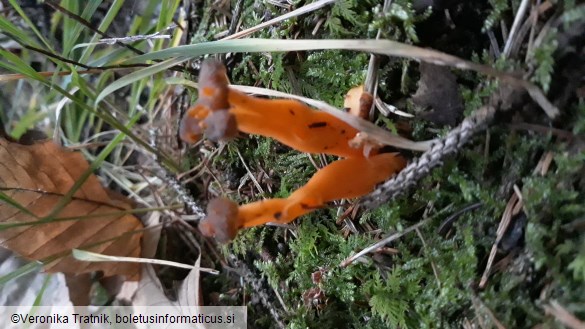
[{"x1": 362, "y1": 105, "x2": 496, "y2": 208}]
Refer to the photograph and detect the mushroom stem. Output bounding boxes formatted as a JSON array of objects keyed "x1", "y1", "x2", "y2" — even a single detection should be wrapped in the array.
[
  {"x1": 198, "y1": 153, "x2": 405, "y2": 242},
  {"x1": 227, "y1": 89, "x2": 366, "y2": 158}
]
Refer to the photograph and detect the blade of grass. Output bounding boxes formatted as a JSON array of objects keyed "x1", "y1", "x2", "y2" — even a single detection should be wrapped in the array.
[
  {"x1": 0, "y1": 16, "x2": 42, "y2": 48},
  {"x1": 153, "y1": 0, "x2": 181, "y2": 51},
  {"x1": 114, "y1": 38, "x2": 557, "y2": 117},
  {"x1": 6, "y1": 0, "x2": 55, "y2": 51},
  {"x1": 0, "y1": 49, "x2": 44, "y2": 79},
  {"x1": 72, "y1": 249, "x2": 219, "y2": 274},
  {"x1": 32, "y1": 275, "x2": 52, "y2": 306},
  {"x1": 0, "y1": 191, "x2": 39, "y2": 219},
  {"x1": 0, "y1": 261, "x2": 43, "y2": 286},
  {"x1": 77, "y1": 0, "x2": 125, "y2": 64},
  {"x1": 10, "y1": 108, "x2": 48, "y2": 139},
  {"x1": 95, "y1": 56, "x2": 187, "y2": 104},
  {"x1": 60, "y1": 0, "x2": 103, "y2": 58}
]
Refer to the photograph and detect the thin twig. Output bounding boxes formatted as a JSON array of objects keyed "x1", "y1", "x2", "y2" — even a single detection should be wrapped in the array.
[
  {"x1": 415, "y1": 228, "x2": 441, "y2": 288},
  {"x1": 479, "y1": 193, "x2": 519, "y2": 288},
  {"x1": 79, "y1": 29, "x2": 173, "y2": 47},
  {"x1": 0, "y1": 69, "x2": 104, "y2": 82},
  {"x1": 508, "y1": 122, "x2": 574, "y2": 140},
  {"x1": 543, "y1": 300, "x2": 585, "y2": 329},
  {"x1": 236, "y1": 147, "x2": 265, "y2": 194},
  {"x1": 22, "y1": 44, "x2": 91, "y2": 69},
  {"x1": 437, "y1": 202, "x2": 483, "y2": 236}
]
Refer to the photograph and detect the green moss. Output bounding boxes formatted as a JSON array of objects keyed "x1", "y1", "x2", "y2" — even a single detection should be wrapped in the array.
[
  {"x1": 483, "y1": 0, "x2": 509, "y2": 32},
  {"x1": 300, "y1": 50, "x2": 369, "y2": 106},
  {"x1": 531, "y1": 29, "x2": 558, "y2": 93},
  {"x1": 370, "y1": 0, "x2": 432, "y2": 43}
]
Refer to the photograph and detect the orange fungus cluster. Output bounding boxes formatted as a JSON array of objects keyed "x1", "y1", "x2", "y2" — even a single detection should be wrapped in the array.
[{"x1": 181, "y1": 59, "x2": 406, "y2": 243}]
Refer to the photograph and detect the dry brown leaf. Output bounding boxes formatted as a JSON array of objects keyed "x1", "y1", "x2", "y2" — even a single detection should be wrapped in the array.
[{"x1": 0, "y1": 138, "x2": 143, "y2": 280}]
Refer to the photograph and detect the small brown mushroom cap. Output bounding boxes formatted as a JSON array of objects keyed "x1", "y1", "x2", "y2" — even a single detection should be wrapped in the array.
[
  {"x1": 198, "y1": 197, "x2": 240, "y2": 243},
  {"x1": 198, "y1": 59, "x2": 230, "y2": 110}
]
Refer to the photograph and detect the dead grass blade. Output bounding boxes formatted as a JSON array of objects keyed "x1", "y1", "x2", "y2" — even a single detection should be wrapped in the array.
[{"x1": 221, "y1": 0, "x2": 336, "y2": 40}]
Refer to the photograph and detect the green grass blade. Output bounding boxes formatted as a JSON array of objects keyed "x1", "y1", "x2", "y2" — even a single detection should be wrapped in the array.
[
  {"x1": 77, "y1": 0, "x2": 124, "y2": 63},
  {"x1": 6, "y1": 0, "x2": 54, "y2": 51},
  {"x1": 78, "y1": 0, "x2": 125, "y2": 64},
  {"x1": 153, "y1": 0, "x2": 180, "y2": 51},
  {"x1": 0, "y1": 261, "x2": 42, "y2": 286},
  {"x1": 62, "y1": 0, "x2": 103, "y2": 58},
  {"x1": 0, "y1": 49, "x2": 44, "y2": 80},
  {"x1": 0, "y1": 191, "x2": 39, "y2": 220},
  {"x1": 95, "y1": 56, "x2": 187, "y2": 104},
  {"x1": 0, "y1": 16, "x2": 40, "y2": 47},
  {"x1": 32, "y1": 275, "x2": 52, "y2": 306}
]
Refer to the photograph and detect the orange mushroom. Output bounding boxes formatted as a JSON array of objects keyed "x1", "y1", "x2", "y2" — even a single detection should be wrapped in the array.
[
  {"x1": 226, "y1": 89, "x2": 365, "y2": 158},
  {"x1": 179, "y1": 60, "x2": 237, "y2": 143},
  {"x1": 181, "y1": 59, "x2": 407, "y2": 243},
  {"x1": 344, "y1": 84, "x2": 374, "y2": 120},
  {"x1": 197, "y1": 153, "x2": 405, "y2": 242},
  {"x1": 180, "y1": 59, "x2": 368, "y2": 158}
]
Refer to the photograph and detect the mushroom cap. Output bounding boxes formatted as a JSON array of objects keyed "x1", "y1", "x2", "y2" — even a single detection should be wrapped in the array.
[
  {"x1": 198, "y1": 59, "x2": 230, "y2": 110},
  {"x1": 198, "y1": 197, "x2": 240, "y2": 243}
]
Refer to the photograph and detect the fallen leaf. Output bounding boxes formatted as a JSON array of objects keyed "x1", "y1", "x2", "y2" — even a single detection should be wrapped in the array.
[
  {"x1": 412, "y1": 62, "x2": 464, "y2": 126},
  {"x1": 0, "y1": 138, "x2": 143, "y2": 280}
]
